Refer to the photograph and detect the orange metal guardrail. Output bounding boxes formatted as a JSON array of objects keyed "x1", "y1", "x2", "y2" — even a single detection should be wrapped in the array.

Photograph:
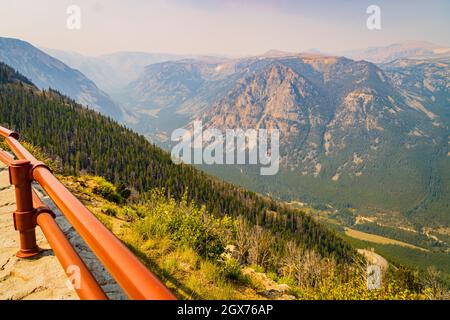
[
  {"x1": 0, "y1": 150, "x2": 107, "y2": 299},
  {"x1": 0, "y1": 126, "x2": 176, "y2": 300}
]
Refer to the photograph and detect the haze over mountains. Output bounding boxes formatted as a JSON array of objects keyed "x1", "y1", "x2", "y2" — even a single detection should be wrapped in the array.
[
  {"x1": 0, "y1": 37, "x2": 122, "y2": 120},
  {"x1": 1, "y1": 37, "x2": 448, "y2": 230},
  {"x1": 341, "y1": 41, "x2": 450, "y2": 63},
  {"x1": 43, "y1": 48, "x2": 195, "y2": 96}
]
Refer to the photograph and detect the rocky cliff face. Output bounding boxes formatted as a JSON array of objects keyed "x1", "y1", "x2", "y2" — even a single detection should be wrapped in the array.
[{"x1": 126, "y1": 54, "x2": 449, "y2": 226}]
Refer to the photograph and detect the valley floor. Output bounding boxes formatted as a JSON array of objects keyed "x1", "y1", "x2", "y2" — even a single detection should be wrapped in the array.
[{"x1": 345, "y1": 228, "x2": 428, "y2": 252}]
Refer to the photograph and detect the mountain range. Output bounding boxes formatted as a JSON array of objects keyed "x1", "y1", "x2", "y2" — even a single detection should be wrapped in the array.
[
  {"x1": 42, "y1": 48, "x2": 195, "y2": 97},
  {"x1": 1, "y1": 37, "x2": 448, "y2": 230},
  {"x1": 120, "y1": 52, "x2": 450, "y2": 229},
  {"x1": 341, "y1": 41, "x2": 450, "y2": 63},
  {"x1": 6, "y1": 58, "x2": 447, "y2": 298},
  {"x1": 0, "y1": 59, "x2": 354, "y2": 266}
]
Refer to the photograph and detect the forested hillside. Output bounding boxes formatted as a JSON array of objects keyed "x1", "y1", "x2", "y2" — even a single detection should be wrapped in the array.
[
  {"x1": 2, "y1": 61, "x2": 449, "y2": 299},
  {"x1": 0, "y1": 62, "x2": 353, "y2": 263},
  {"x1": 0, "y1": 62, "x2": 34, "y2": 86}
]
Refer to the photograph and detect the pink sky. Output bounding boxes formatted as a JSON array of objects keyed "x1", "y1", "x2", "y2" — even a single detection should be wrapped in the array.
[{"x1": 0, "y1": 0, "x2": 448, "y2": 56}]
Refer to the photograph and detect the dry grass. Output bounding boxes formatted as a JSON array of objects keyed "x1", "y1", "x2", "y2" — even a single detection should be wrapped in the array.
[{"x1": 345, "y1": 227, "x2": 428, "y2": 251}]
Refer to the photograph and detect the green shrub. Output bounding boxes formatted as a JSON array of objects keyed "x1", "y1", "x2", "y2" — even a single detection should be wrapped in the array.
[
  {"x1": 267, "y1": 271, "x2": 279, "y2": 282},
  {"x1": 220, "y1": 258, "x2": 244, "y2": 281},
  {"x1": 134, "y1": 189, "x2": 229, "y2": 259},
  {"x1": 120, "y1": 206, "x2": 138, "y2": 222},
  {"x1": 92, "y1": 177, "x2": 131, "y2": 204},
  {"x1": 116, "y1": 182, "x2": 131, "y2": 201},
  {"x1": 249, "y1": 264, "x2": 265, "y2": 273},
  {"x1": 101, "y1": 204, "x2": 118, "y2": 217}
]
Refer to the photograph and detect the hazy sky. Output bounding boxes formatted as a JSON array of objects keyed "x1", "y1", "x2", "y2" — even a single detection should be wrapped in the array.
[{"x1": 1, "y1": 0, "x2": 449, "y2": 56}]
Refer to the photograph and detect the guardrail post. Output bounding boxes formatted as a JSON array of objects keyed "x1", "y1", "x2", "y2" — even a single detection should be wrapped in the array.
[{"x1": 9, "y1": 159, "x2": 41, "y2": 258}]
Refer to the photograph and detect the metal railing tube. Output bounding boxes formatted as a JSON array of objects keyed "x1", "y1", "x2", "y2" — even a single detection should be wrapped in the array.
[
  {"x1": 1, "y1": 128, "x2": 176, "y2": 300},
  {"x1": 0, "y1": 150, "x2": 14, "y2": 166},
  {"x1": 31, "y1": 189, "x2": 108, "y2": 300},
  {"x1": 36, "y1": 212, "x2": 108, "y2": 300},
  {"x1": 0, "y1": 127, "x2": 19, "y2": 139},
  {"x1": 33, "y1": 167, "x2": 176, "y2": 300},
  {"x1": 5, "y1": 136, "x2": 40, "y2": 165},
  {"x1": 1, "y1": 148, "x2": 107, "y2": 299}
]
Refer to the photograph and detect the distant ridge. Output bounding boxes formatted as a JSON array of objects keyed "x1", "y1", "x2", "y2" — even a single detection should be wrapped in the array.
[
  {"x1": 42, "y1": 48, "x2": 194, "y2": 94},
  {"x1": 341, "y1": 40, "x2": 450, "y2": 63},
  {"x1": 0, "y1": 37, "x2": 122, "y2": 120}
]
